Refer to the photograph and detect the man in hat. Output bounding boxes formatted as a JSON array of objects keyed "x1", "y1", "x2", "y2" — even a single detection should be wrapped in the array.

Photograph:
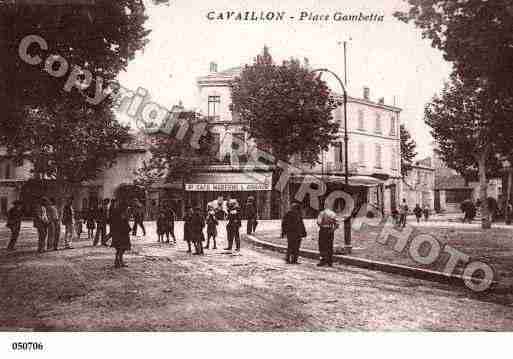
[
  {"x1": 94, "y1": 198, "x2": 110, "y2": 246},
  {"x1": 316, "y1": 204, "x2": 339, "y2": 267},
  {"x1": 225, "y1": 199, "x2": 242, "y2": 252},
  {"x1": 281, "y1": 201, "x2": 306, "y2": 264},
  {"x1": 6, "y1": 200, "x2": 23, "y2": 251},
  {"x1": 34, "y1": 197, "x2": 50, "y2": 253},
  {"x1": 191, "y1": 206, "x2": 205, "y2": 255},
  {"x1": 244, "y1": 196, "x2": 258, "y2": 235},
  {"x1": 131, "y1": 198, "x2": 146, "y2": 236}
]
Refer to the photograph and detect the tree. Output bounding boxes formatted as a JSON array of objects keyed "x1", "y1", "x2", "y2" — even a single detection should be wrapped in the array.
[
  {"x1": 0, "y1": 2, "x2": 150, "y2": 202},
  {"x1": 134, "y1": 112, "x2": 215, "y2": 201},
  {"x1": 400, "y1": 124, "x2": 417, "y2": 177},
  {"x1": 425, "y1": 75, "x2": 513, "y2": 228},
  {"x1": 230, "y1": 46, "x2": 341, "y2": 164},
  {"x1": 394, "y1": 0, "x2": 513, "y2": 101}
]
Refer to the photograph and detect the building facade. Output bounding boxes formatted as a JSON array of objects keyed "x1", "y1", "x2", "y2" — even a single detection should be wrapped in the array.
[{"x1": 402, "y1": 157, "x2": 435, "y2": 210}]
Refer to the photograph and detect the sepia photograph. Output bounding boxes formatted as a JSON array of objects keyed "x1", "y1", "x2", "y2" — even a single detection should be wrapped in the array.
[{"x1": 0, "y1": 0, "x2": 513, "y2": 356}]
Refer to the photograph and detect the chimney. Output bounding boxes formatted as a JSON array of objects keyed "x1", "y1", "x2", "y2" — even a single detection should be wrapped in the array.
[
  {"x1": 378, "y1": 97, "x2": 384, "y2": 105},
  {"x1": 363, "y1": 86, "x2": 370, "y2": 100},
  {"x1": 209, "y1": 62, "x2": 218, "y2": 73}
]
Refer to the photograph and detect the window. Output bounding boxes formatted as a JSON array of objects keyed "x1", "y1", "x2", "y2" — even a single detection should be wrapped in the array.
[
  {"x1": 207, "y1": 95, "x2": 221, "y2": 120},
  {"x1": 375, "y1": 144, "x2": 382, "y2": 168},
  {"x1": 357, "y1": 109, "x2": 364, "y2": 130},
  {"x1": 4, "y1": 163, "x2": 11, "y2": 179},
  {"x1": 358, "y1": 142, "x2": 365, "y2": 165},
  {"x1": 390, "y1": 117, "x2": 396, "y2": 136},
  {"x1": 391, "y1": 146, "x2": 397, "y2": 170},
  {"x1": 375, "y1": 113, "x2": 381, "y2": 134},
  {"x1": 334, "y1": 142, "x2": 344, "y2": 168}
]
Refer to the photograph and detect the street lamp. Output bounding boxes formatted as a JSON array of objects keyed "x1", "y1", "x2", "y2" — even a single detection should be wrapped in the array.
[
  {"x1": 501, "y1": 158, "x2": 512, "y2": 225},
  {"x1": 310, "y1": 68, "x2": 351, "y2": 253}
]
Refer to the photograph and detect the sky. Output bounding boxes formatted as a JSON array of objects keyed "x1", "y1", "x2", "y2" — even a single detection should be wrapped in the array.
[{"x1": 117, "y1": 0, "x2": 454, "y2": 159}]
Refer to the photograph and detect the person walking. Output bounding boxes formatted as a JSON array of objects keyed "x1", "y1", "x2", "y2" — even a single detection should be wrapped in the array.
[
  {"x1": 6, "y1": 200, "x2": 23, "y2": 251},
  {"x1": 34, "y1": 197, "x2": 50, "y2": 253},
  {"x1": 86, "y1": 205, "x2": 96, "y2": 241},
  {"x1": 399, "y1": 199, "x2": 409, "y2": 228},
  {"x1": 61, "y1": 196, "x2": 75, "y2": 249},
  {"x1": 413, "y1": 204, "x2": 422, "y2": 223},
  {"x1": 110, "y1": 200, "x2": 131, "y2": 268},
  {"x1": 205, "y1": 205, "x2": 218, "y2": 249},
  {"x1": 46, "y1": 198, "x2": 60, "y2": 250},
  {"x1": 131, "y1": 198, "x2": 146, "y2": 237},
  {"x1": 423, "y1": 205, "x2": 430, "y2": 222},
  {"x1": 165, "y1": 203, "x2": 176, "y2": 244},
  {"x1": 191, "y1": 206, "x2": 205, "y2": 255},
  {"x1": 225, "y1": 199, "x2": 242, "y2": 253},
  {"x1": 244, "y1": 196, "x2": 258, "y2": 235},
  {"x1": 316, "y1": 205, "x2": 339, "y2": 267},
  {"x1": 183, "y1": 206, "x2": 193, "y2": 253},
  {"x1": 281, "y1": 201, "x2": 306, "y2": 264},
  {"x1": 94, "y1": 199, "x2": 109, "y2": 246}
]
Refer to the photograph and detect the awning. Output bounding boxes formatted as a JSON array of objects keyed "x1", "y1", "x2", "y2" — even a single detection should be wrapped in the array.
[
  {"x1": 325, "y1": 175, "x2": 384, "y2": 187},
  {"x1": 185, "y1": 172, "x2": 272, "y2": 192}
]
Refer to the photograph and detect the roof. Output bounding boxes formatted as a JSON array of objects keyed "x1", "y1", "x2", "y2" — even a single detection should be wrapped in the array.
[{"x1": 435, "y1": 175, "x2": 470, "y2": 190}]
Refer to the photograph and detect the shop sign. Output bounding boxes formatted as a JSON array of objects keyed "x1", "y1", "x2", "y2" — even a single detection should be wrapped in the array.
[{"x1": 185, "y1": 182, "x2": 271, "y2": 192}]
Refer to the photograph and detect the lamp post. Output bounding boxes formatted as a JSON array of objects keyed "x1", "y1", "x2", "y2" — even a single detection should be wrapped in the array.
[
  {"x1": 310, "y1": 68, "x2": 351, "y2": 253},
  {"x1": 501, "y1": 158, "x2": 512, "y2": 225}
]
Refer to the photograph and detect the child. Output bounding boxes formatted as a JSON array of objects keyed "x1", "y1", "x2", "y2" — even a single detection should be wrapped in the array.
[
  {"x1": 74, "y1": 210, "x2": 83, "y2": 239},
  {"x1": 86, "y1": 207, "x2": 96, "y2": 241},
  {"x1": 156, "y1": 211, "x2": 168, "y2": 243},
  {"x1": 205, "y1": 206, "x2": 218, "y2": 249},
  {"x1": 413, "y1": 204, "x2": 422, "y2": 223}
]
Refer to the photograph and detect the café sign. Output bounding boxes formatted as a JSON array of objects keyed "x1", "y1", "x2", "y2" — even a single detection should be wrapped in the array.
[{"x1": 185, "y1": 182, "x2": 271, "y2": 192}]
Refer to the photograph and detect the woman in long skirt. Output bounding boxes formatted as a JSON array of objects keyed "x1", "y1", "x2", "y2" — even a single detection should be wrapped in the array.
[{"x1": 110, "y1": 199, "x2": 131, "y2": 268}]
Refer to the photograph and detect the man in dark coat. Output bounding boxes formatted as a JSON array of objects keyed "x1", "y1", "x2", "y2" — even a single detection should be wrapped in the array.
[
  {"x1": 94, "y1": 198, "x2": 109, "y2": 246},
  {"x1": 281, "y1": 201, "x2": 307, "y2": 264},
  {"x1": 244, "y1": 196, "x2": 258, "y2": 235},
  {"x1": 225, "y1": 199, "x2": 242, "y2": 252},
  {"x1": 191, "y1": 206, "x2": 205, "y2": 255},
  {"x1": 6, "y1": 200, "x2": 24, "y2": 251},
  {"x1": 183, "y1": 206, "x2": 193, "y2": 253}
]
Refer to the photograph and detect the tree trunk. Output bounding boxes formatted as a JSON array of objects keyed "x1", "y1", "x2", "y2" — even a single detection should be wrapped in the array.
[{"x1": 477, "y1": 153, "x2": 491, "y2": 229}]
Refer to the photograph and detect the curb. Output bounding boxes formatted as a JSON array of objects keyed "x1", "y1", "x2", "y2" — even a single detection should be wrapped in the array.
[{"x1": 244, "y1": 234, "x2": 501, "y2": 291}]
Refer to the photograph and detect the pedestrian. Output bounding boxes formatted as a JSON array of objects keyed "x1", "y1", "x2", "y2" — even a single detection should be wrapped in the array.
[
  {"x1": 131, "y1": 198, "x2": 146, "y2": 236},
  {"x1": 244, "y1": 196, "x2": 258, "y2": 235},
  {"x1": 183, "y1": 206, "x2": 193, "y2": 253},
  {"x1": 191, "y1": 206, "x2": 205, "y2": 255},
  {"x1": 6, "y1": 200, "x2": 23, "y2": 251},
  {"x1": 86, "y1": 206, "x2": 96, "y2": 241},
  {"x1": 61, "y1": 196, "x2": 75, "y2": 249},
  {"x1": 156, "y1": 210, "x2": 168, "y2": 243},
  {"x1": 281, "y1": 201, "x2": 306, "y2": 264},
  {"x1": 165, "y1": 203, "x2": 176, "y2": 244},
  {"x1": 205, "y1": 205, "x2": 218, "y2": 249},
  {"x1": 74, "y1": 209, "x2": 83, "y2": 239},
  {"x1": 34, "y1": 197, "x2": 50, "y2": 253},
  {"x1": 399, "y1": 199, "x2": 409, "y2": 228},
  {"x1": 423, "y1": 205, "x2": 430, "y2": 222},
  {"x1": 94, "y1": 199, "x2": 109, "y2": 246},
  {"x1": 316, "y1": 205, "x2": 339, "y2": 267},
  {"x1": 391, "y1": 206, "x2": 399, "y2": 225},
  {"x1": 46, "y1": 198, "x2": 60, "y2": 250},
  {"x1": 413, "y1": 204, "x2": 422, "y2": 223},
  {"x1": 225, "y1": 199, "x2": 242, "y2": 253},
  {"x1": 110, "y1": 200, "x2": 131, "y2": 268}
]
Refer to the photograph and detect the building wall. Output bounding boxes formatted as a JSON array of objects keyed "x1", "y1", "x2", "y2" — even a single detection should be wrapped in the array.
[{"x1": 402, "y1": 165, "x2": 435, "y2": 210}]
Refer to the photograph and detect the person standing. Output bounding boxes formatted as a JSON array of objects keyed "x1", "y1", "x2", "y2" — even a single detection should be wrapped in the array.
[
  {"x1": 399, "y1": 199, "x2": 409, "y2": 228},
  {"x1": 183, "y1": 206, "x2": 193, "y2": 253},
  {"x1": 6, "y1": 200, "x2": 23, "y2": 251},
  {"x1": 86, "y1": 205, "x2": 96, "y2": 241},
  {"x1": 413, "y1": 204, "x2": 423, "y2": 223},
  {"x1": 156, "y1": 210, "x2": 167, "y2": 243},
  {"x1": 94, "y1": 199, "x2": 109, "y2": 246},
  {"x1": 191, "y1": 206, "x2": 205, "y2": 255},
  {"x1": 34, "y1": 197, "x2": 50, "y2": 253},
  {"x1": 316, "y1": 205, "x2": 339, "y2": 267},
  {"x1": 165, "y1": 203, "x2": 176, "y2": 244},
  {"x1": 61, "y1": 196, "x2": 75, "y2": 249},
  {"x1": 131, "y1": 198, "x2": 146, "y2": 237},
  {"x1": 244, "y1": 196, "x2": 258, "y2": 235},
  {"x1": 46, "y1": 198, "x2": 60, "y2": 250},
  {"x1": 225, "y1": 199, "x2": 242, "y2": 253},
  {"x1": 281, "y1": 201, "x2": 306, "y2": 264},
  {"x1": 423, "y1": 205, "x2": 430, "y2": 222},
  {"x1": 205, "y1": 206, "x2": 218, "y2": 249},
  {"x1": 110, "y1": 200, "x2": 131, "y2": 268}
]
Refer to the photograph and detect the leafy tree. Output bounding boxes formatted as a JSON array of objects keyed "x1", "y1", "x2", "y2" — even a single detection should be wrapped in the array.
[
  {"x1": 394, "y1": 0, "x2": 513, "y2": 100},
  {"x1": 134, "y1": 112, "x2": 215, "y2": 196},
  {"x1": 425, "y1": 75, "x2": 513, "y2": 228},
  {"x1": 0, "y1": 2, "x2": 150, "y2": 202},
  {"x1": 400, "y1": 124, "x2": 417, "y2": 177},
  {"x1": 230, "y1": 46, "x2": 341, "y2": 164}
]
